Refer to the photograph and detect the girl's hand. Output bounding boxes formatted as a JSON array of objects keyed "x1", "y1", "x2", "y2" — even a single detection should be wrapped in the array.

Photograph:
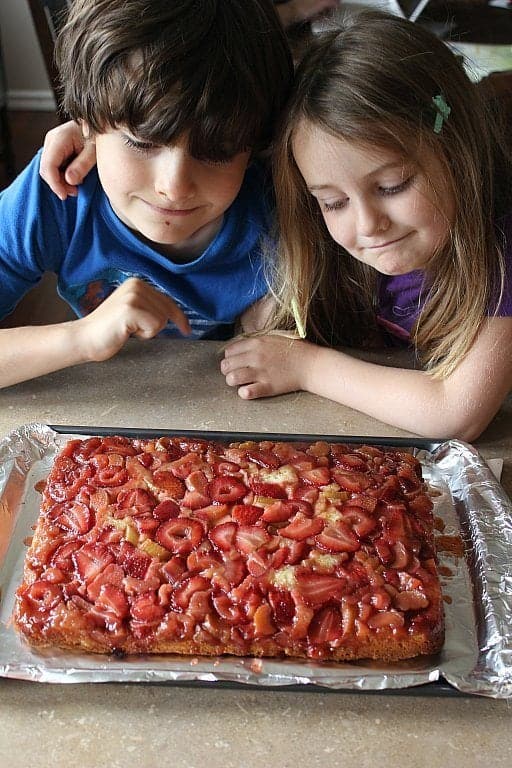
[
  {"x1": 75, "y1": 278, "x2": 191, "y2": 361},
  {"x1": 40, "y1": 121, "x2": 97, "y2": 200},
  {"x1": 221, "y1": 334, "x2": 313, "y2": 398}
]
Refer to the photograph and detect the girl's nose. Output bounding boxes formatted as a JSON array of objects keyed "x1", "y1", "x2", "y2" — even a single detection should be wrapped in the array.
[
  {"x1": 154, "y1": 148, "x2": 196, "y2": 202},
  {"x1": 355, "y1": 200, "x2": 390, "y2": 237}
]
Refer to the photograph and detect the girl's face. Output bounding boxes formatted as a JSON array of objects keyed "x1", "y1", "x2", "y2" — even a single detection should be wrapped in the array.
[{"x1": 292, "y1": 121, "x2": 455, "y2": 275}]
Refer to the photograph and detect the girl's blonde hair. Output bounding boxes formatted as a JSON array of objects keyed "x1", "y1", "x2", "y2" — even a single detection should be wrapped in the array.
[{"x1": 270, "y1": 10, "x2": 512, "y2": 377}]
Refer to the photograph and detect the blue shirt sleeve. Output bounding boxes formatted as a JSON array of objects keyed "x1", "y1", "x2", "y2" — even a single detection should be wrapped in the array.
[{"x1": 0, "y1": 150, "x2": 74, "y2": 318}]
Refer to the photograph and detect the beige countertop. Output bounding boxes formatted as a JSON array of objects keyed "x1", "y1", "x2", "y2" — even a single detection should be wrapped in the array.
[{"x1": 0, "y1": 339, "x2": 511, "y2": 768}]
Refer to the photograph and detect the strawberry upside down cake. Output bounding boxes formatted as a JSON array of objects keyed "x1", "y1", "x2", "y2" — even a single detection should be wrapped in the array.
[{"x1": 14, "y1": 435, "x2": 444, "y2": 661}]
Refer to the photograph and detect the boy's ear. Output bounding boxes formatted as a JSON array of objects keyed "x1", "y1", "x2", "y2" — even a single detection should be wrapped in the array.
[{"x1": 79, "y1": 120, "x2": 94, "y2": 142}]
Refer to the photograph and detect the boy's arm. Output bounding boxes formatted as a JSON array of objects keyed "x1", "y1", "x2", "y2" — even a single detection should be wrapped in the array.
[
  {"x1": 220, "y1": 316, "x2": 512, "y2": 441},
  {"x1": 40, "y1": 121, "x2": 97, "y2": 200},
  {"x1": 0, "y1": 278, "x2": 191, "y2": 388}
]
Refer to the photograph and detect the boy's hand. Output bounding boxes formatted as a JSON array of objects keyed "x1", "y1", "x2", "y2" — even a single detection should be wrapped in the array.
[
  {"x1": 76, "y1": 278, "x2": 192, "y2": 361},
  {"x1": 221, "y1": 334, "x2": 312, "y2": 398},
  {"x1": 40, "y1": 121, "x2": 97, "y2": 200}
]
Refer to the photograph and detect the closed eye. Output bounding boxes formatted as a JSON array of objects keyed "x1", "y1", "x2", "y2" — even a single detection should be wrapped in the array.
[
  {"x1": 378, "y1": 175, "x2": 415, "y2": 196},
  {"x1": 123, "y1": 135, "x2": 157, "y2": 154},
  {"x1": 322, "y1": 199, "x2": 348, "y2": 212}
]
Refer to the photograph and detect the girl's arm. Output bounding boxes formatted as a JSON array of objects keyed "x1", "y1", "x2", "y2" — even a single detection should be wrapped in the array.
[
  {"x1": 220, "y1": 316, "x2": 512, "y2": 440},
  {"x1": 0, "y1": 278, "x2": 191, "y2": 388},
  {"x1": 39, "y1": 121, "x2": 97, "y2": 200}
]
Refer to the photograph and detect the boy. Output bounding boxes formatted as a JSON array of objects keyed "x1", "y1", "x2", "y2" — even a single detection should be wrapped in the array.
[{"x1": 0, "y1": 0, "x2": 293, "y2": 388}]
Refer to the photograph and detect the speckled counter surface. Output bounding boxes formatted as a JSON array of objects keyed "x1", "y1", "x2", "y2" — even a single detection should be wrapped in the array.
[{"x1": 1, "y1": 340, "x2": 511, "y2": 768}]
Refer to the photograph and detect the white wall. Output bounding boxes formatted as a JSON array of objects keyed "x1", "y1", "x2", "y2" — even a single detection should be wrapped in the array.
[{"x1": 0, "y1": 0, "x2": 56, "y2": 110}]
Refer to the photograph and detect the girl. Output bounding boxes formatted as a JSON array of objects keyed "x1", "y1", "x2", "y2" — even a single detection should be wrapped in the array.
[{"x1": 221, "y1": 9, "x2": 512, "y2": 441}]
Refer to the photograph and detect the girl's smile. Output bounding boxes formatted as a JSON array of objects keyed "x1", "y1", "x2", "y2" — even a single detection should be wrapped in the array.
[{"x1": 292, "y1": 122, "x2": 455, "y2": 275}]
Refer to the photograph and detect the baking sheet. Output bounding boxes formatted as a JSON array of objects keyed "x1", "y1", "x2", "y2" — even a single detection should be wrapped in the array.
[{"x1": 0, "y1": 423, "x2": 510, "y2": 698}]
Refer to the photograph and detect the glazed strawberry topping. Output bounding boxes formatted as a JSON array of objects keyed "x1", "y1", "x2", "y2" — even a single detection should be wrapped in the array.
[{"x1": 15, "y1": 436, "x2": 443, "y2": 660}]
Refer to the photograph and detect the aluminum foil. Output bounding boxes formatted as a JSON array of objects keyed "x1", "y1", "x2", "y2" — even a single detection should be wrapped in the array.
[{"x1": 0, "y1": 423, "x2": 510, "y2": 698}]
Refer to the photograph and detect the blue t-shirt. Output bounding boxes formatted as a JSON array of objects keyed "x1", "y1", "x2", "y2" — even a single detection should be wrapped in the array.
[
  {"x1": 0, "y1": 151, "x2": 274, "y2": 339},
  {"x1": 377, "y1": 212, "x2": 512, "y2": 344}
]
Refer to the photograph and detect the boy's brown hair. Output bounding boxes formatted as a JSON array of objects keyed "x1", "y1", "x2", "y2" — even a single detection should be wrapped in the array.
[{"x1": 55, "y1": 0, "x2": 293, "y2": 161}]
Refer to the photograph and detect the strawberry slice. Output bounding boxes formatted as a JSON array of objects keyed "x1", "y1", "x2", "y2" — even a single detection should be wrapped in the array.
[
  {"x1": 308, "y1": 605, "x2": 343, "y2": 644},
  {"x1": 373, "y1": 475, "x2": 402, "y2": 502},
  {"x1": 182, "y1": 490, "x2": 211, "y2": 509},
  {"x1": 397, "y1": 466, "x2": 422, "y2": 494},
  {"x1": 408, "y1": 493, "x2": 434, "y2": 523},
  {"x1": 268, "y1": 587, "x2": 295, "y2": 625},
  {"x1": 279, "y1": 514, "x2": 324, "y2": 541},
  {"x1": 290, "y1": 484, "x2": 319, "y2": 505},
  {"x1": 73, "y1": 542, "x2": 115, "y2": 584},
  {"x1": 282, "y1": 539, "x2": 309, "y2": 565},
  {"x1": 130, "y1": 592, "x2": 166, "y2": 624},
  {"x1": 289, "y1": 592, "x2": 314, "y2": 639},
  {"x1": 152, "y1": 470, "x2": 186, "y2": 497},
  {"x1": 25, "y1": 580, "x2": 63, "y2": 611},
  {"x1": 234, "y1": 524, "x2": 270, "y2": 554},
  {"x1": 117, "y1": 541, "x2": 152, "y2": 579},
  {"x1": 155, "y1": 518, "x2": 204, "y2": 555},
  {"x1": 161, "y1": 555, "x2": 187, "y2": 584},
  {"x1": 86, "y1": 563, "x2": 125, "y2": 601},
  {"x1": 193, "y1": 503, "x2": 230, "y2": 525},
  {"x1": 294, "y1": 572, "x2": 344, "y2": 607},
  {"x1": 315, "y1": 522, "x2": 360, "y2": 553},
  {"x1": 209, "y1": 521, "x2": 238, "y2": 552},
  {"x1": 247, "y1": 479, "x2": 287, "y2": 499},
  {"x1": 168, "y1": 452, "x2": 205, "y2": 480},
  {"x1": 185, "y1": 470, "x2": 210, "y2": 493},
  {"x1": 367, "y1": 610, "x2": 405, "y2": 630},
  {"x1": 152, "y1": 499, "x2": 180, "y2": 521},
  {"x1": 172, "y1": 575, "x2": 210, "y2": 610},
  {"x1": 209, "y1": 458, "x2": 241, "y2": 475},
  {"x1": 95, "y1": 583, "x2": 129, "y2": 619},
  {"x1": 340, "y1": 506, "x2": 376, "y2": 537},
  {"x1": 261, "y1": 501, "x2": 293, "y2": 523},
  {"x1": 300, "y1": 467, "x2": 331, "y2": 487},
  {"x1": 51, "y1": 540, "x2": 82, "y2": 572},
  {"x1": 332, "y1": 469, "x2": 372, "y2": 493},
  {"x1": 334, "y1": 453, "x2": 368, "y2": 472},
  {"x1": 54, "y1": 501, "x2": 93, "y2": 535},
  {"x1": 117, "y1": 488, "x2": 155, "y2": 515},
  {"x1": 96, "y1": 465, "x2": 128, "y2": 487},
  {"x1": 218, "y1": 554, "x2": 247, "y2": 587},
  {"x1": 231, "y1": 504, "x2": 263, "y2": 525},
  {"x1": 209, "y1": 476, "x2": 247, "y2": 503},
  {"x1": 245, "y1": 449, "x2": 281, "y2": 469},
  {"x1": 212, "y1": 593, "x2": 246, "y2": 625}
]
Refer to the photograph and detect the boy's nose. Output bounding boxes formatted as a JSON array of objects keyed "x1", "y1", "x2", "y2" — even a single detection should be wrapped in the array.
[{"x1": 154, "y1": 150, "x2": 196, "y2": 202}]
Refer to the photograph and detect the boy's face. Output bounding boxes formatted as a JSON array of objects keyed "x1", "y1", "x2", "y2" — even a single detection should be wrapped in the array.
[{"x1": 89, "y1": 127, "x2": 251, "y2": 256}]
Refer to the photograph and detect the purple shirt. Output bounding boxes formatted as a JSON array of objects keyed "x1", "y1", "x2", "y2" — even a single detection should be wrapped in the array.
[{"x1": 377, "y1": 212, "x2": 512, "y2": 345}]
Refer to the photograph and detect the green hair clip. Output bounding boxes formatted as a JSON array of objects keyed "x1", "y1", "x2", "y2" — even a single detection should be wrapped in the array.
[{"x1": 432, "y1": 94, "x2": 451, "y2": 134}]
